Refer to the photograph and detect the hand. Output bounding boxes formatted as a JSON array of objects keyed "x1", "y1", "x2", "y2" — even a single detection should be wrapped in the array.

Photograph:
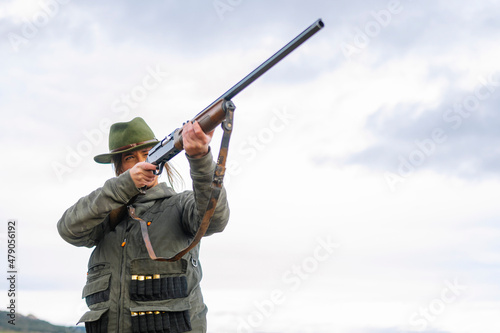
[
  {"x1": 129, "y1": 162, "x2": 158, "y2": 189},
  {"x1": 182, "y1": 120, "x2": 214, "y2": 158}
]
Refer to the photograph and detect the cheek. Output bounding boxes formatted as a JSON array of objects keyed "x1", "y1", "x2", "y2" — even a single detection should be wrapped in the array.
[{"x1": 121, "y1": 160, "x2": 135, "y2": 172}]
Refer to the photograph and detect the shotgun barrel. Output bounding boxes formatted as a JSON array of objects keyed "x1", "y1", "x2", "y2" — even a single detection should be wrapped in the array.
[
  {"x1": 212, "y1": 18, "x2": 324, "y2": 104},
  {"x1": 147, "y1": 19, "x2": 324, "y2": 170}
]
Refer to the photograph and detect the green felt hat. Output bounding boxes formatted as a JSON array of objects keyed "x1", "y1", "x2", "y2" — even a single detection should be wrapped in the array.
[{"x1": 94, "y1": 117, "x2": 159, "y2": 164}]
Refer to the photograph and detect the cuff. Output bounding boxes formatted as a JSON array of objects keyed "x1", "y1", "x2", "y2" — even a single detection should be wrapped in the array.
[
  {"x1": 186, "y1": 147, "x2": 215, "y2": 179},
  {"x1": 107, "y1": 170, "x2": 142, "y2": 203}
]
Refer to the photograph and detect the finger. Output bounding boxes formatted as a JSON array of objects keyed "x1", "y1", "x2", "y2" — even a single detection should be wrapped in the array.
[
  {"x1": 182, "y1": 122, "x2": 194, "y2": 140},
  {"x1": 182, "y1": 123, "x2": 193, "y2": 144},
  {"x1": 183, "y1": 121, "x2": 200, "y2": 143},
  {"x1": 192, "y1": 121, "x2": 211, "y2": 141},
  {"x1": 138, "y1": 162, "x2": 157, "y2": 171},
  {"x1": 183, "y1": 120, "x2": 193, "y2": 133},
  {"x1": 142, "y1": 173, "x2": 156, "y2": 185}
]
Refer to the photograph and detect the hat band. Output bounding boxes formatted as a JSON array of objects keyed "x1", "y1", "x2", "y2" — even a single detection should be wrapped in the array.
[{"x1": 110, "y1": 139, "x2": 158, "y2": 153}]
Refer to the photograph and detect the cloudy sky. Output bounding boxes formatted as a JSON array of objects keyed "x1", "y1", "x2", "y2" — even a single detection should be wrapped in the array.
[{"x1": 1, "y1": 0, "x2": 500, "y2": 332}]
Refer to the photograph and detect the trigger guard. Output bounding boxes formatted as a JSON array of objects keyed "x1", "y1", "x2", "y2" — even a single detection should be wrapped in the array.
[{"x1": 153, "y1": 162, "x2": 165, "y2": 176}]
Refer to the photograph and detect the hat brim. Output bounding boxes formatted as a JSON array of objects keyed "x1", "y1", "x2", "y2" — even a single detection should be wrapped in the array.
[{"x1": 93, "y1": 140, "x2": 159, "y2": 164}]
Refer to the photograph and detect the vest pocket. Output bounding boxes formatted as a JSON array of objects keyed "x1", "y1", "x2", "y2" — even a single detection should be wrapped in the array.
[
  {"x1": 82, "y1": 273, "x2": 111, "y2": 307},
  {"x1": 78, "y1": 308, "x2": 108, "y2": 333},
  {"x1": 129, "y1": 258, "x2": 192, "y2": 332},
  {"x1": 130, "y1": 275, "x2": 188, "y2": 301},
  {"x1": 129, "y1": 258, "x2": 189, "y2": 302},
  {"x1": 130, "y1": 305, "x2": 191, "y2": 333}
]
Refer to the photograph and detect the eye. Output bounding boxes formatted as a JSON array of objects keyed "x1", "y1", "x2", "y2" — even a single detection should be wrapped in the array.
[{"x1": 124, "y1": 155, "x2": 135, "y2": 161}]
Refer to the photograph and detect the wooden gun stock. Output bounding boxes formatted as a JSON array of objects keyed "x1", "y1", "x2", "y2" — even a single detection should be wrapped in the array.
[{"x1": 173, "y1": 99, "x2": 227, "y2": 151}]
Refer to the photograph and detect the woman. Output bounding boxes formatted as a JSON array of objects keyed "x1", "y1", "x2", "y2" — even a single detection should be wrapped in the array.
[{"x1": 57, "y1": 117, "x2": 230, "y2": 333}]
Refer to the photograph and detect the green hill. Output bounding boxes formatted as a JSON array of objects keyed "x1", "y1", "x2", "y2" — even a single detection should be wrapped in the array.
[{"x1": 0, "y1": 311, "x2": 84, "y2": 333}]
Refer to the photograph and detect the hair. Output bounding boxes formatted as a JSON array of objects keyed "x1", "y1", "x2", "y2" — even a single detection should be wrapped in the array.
[{"x1": 112, "y1": 154, "x2": 183, "y2": 190}]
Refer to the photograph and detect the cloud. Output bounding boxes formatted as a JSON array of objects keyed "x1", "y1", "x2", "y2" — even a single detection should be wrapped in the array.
[
  {"x1": 307, "y1": 0, "x2": 500, "y2": 182},
  {"x1": 344, "y1": 77, "x2": 500, "y2": 180}
]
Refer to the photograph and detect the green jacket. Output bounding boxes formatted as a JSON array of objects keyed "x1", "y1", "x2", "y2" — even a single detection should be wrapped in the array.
[{"x1": 57, "y1": 151, "x2": 229, "y2": 333}]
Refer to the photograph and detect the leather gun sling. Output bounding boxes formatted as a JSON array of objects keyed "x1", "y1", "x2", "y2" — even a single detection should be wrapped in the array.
[{"x1": 128, "y1": 104, "x2": 235, "y2": 262}]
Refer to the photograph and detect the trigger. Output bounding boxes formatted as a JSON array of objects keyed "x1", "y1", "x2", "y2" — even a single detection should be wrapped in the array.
[{"x1": 154, "y1": 162, "x2": 165, "y2": 176}]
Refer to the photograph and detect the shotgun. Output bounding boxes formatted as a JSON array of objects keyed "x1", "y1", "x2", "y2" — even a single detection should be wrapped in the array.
[
  {"x1": 109, "y1": 19, "x2": 324, "y2": 253},
  {"x1": 147, "y1": 18, "x2": 324, "y2": 173}
]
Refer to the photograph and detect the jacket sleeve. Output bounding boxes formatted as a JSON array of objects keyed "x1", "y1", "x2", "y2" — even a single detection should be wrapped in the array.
[
  {"x1": 57, "y1": 170, "x2": 141, "y2": 247},
  {"x1": 181, "y1": 149, "x2": 230, "y2": 236}
]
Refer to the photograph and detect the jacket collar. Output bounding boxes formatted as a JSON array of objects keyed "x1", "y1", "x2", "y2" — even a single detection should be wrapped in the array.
[{"x1": 135, "y1": 182, "x2": 176, "y2": 204}]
